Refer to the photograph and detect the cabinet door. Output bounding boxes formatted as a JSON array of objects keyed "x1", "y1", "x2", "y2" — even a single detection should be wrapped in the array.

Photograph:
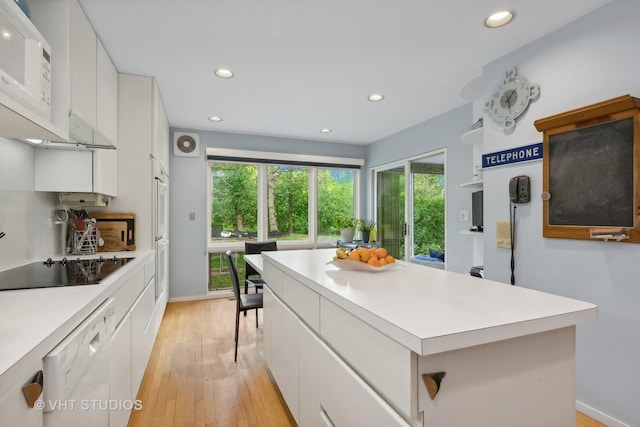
[
  {"x1": 270, "y1": 294, "x2": 299, "y2": 423},
  {"x1": 34, "y1": 149, "x2": 93, "y2": 192},
  {"x1": 69, "y1": 0, "x2": 97, "y2": 127},
  {"x1": 152, "y1": 80, "x2": 169, "y2": 169},
  {"x1": 263, "y1": 286, "x2": 275, "y2": 368},
  {"x1": 93, "y1": 149, "x2": 118, "y2": 196},
  {"x1": 0, "y1": 359, "x2": 44, "y2": 427},
  {"x1": 130, "y1": 278, "x2": 156, "y2": 398},
  {"x1": 110, "y1": 313, "x2": 132, "y2": 427},
  {"x1": 96, "y1": 39, "x2": 118, "y2": 147}
]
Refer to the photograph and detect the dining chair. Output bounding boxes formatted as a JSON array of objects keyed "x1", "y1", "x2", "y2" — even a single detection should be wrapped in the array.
[
  {"x1": 226, "y1": 250, "x2": 263, "y2": 362},
  {"x1": 244, "y1": 241, "x2": 278, "y2": 294}
]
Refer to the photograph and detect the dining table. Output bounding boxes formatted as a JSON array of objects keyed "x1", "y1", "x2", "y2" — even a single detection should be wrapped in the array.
[{"x1": 243, "y1": 253, "x2": 263, "y2": 275}]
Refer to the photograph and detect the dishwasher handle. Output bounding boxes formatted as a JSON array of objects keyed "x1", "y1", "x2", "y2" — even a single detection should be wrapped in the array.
[{"x1": 22, "y1": 370, "x2": 44, "y2": 408}]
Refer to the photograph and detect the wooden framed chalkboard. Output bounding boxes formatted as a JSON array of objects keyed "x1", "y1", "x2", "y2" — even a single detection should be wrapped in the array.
[{"x1": 534, "y1": 95, "x2": 640, "y2": 242}]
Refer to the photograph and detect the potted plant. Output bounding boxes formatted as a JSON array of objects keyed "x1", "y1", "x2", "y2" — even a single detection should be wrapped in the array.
[
  {"x1": 357, "y1": 218, "x2": 376, "y2": 244},
  {"x1": 333, "y1": 214, "x2": 356, "y2": 242}
]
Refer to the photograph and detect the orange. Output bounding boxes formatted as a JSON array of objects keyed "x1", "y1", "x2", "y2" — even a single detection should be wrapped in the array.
[
  {"x1": 378, "y1": 258, "x2": 387, "y2": 266},
  {"x1": 375, "y1": 248, "x2": 388, "y2": 259},
  {"x1": 348, "y1": 250, "x2": 360, "y2": 261},
  {"x1": 359, "y1": 251, "x2": 371, "y2": 262},
  {"x1": 385, "y1": 255, "x2": 395, "y2": 264},
  {"x1": 367, "y1": 257, "x2": 381, "y2": 267}
]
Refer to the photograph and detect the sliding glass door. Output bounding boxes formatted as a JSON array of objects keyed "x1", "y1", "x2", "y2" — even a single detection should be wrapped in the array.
[{"x1": 374, "y1": 150, "x2": 445, "y2": 262}]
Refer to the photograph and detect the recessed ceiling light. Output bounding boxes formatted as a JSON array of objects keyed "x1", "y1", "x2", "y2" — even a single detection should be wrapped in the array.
[
  {"x1": 2, "y1": 31, "x2": 11, "y2": 41},
  {"x1": 484, "y1": 10, "x2": 515, "y2": 28},
  {"x1": 368, "y1": 94, "x2": 384, "y2": 102},
  {"x1": 214, "y1": 69, "x2": 234, "y2": 79},
  {"x1": 320, "y1": 128, "x2": 332, "y2": 133},
  {"x1": 208, "y1": 116, "x2": 222, "y2": 122}
]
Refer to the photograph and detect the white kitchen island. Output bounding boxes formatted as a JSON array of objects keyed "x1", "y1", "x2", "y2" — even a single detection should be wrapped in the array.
[{"x1": 260, "y1": 248, "x2": 597, "y2": 427}]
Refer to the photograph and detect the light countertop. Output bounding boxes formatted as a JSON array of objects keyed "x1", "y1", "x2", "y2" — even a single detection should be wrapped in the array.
[
  {"x1": 0, "y1": 250, "x2": 153, "y2": 396},
  {"x1": 263, "y1": 248, "x2": 598, "y2": 355}
]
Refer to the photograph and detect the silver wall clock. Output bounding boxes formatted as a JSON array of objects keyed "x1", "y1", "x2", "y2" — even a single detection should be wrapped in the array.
[{"x1": 485, "y1": 68, "x2": 540, "y2": 129}]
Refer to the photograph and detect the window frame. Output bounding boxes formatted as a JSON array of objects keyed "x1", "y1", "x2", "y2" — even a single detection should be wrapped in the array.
[{"x1": 206, "y1": 148, "x2": 363, "y2": 253}]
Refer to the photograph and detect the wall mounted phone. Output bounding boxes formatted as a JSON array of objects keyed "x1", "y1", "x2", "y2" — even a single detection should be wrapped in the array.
[{"x1": 509, "y1": 175, "x2": 530, "y2": 203}]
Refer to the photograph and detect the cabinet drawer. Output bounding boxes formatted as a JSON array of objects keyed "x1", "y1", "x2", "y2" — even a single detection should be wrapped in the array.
[
  {"x1": 283, "y1": 274, "x2": 319, "y2": 332},
  {"x1": 299, "y1": 321, "x2": 410, "y2": 427},
  {"x1": 262, "y1": 260, "x2": 283, "y2": 297},
  {"x1": 320, "y1": 298, "x2": 416, "y2": 420},
  {"x1": 111, "y1": 267, "x2": 145, "y2": 326}
]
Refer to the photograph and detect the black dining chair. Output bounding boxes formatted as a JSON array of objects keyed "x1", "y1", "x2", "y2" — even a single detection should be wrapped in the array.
[
  {"x1": 244, "y1": 241, "x2": 278, "y2": 294},
  {"x1": 226, "y1": 250, "x2": 263, "y2": 362}
]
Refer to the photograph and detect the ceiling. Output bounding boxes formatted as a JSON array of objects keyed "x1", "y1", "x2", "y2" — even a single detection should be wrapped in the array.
[{"x1": 79, "y1": 0, "x2": 612, "y2": 145}]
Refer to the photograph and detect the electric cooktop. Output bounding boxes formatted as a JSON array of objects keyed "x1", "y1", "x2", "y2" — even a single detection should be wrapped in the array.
[{"x1": 0, "y1": 256, "x2": 134, "y2": 291}]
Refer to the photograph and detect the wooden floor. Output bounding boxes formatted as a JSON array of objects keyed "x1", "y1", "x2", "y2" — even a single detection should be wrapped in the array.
[{"x1": 129, "y1": 298, "x2": 607, "y2": 427}]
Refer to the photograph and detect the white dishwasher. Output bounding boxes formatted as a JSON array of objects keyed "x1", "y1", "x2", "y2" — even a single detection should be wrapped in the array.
[{"x1": 43, "y1": 298, "x2": 116, "y2": 427}]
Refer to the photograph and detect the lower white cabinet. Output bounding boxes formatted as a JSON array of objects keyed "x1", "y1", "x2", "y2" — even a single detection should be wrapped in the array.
[
  {"x1": 131, "y1": 278, "x2": 156, "y2": 398},
  {"x1": 264, "y1": 282, "x2": 410, "y2": 427},
  {"x1": 0, "y1": 359, "x2": 44, "y2": 427},
  {"x1": 109, "y1": 313, "x2": 132, "y2": 427}
]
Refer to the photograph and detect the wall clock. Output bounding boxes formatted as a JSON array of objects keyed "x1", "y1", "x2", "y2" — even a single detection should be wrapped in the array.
[{"x1": 485, "y1": 68, "x2": 540, "y2": 129}]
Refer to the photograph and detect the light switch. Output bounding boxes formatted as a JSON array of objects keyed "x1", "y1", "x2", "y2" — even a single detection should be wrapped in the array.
[
  {"x1": 189, "y1": 212, "x2": 196, "y2": 221},
  {"x1": 496, "y1": 220, "x2": 511, "y2": 248},
  {"x1": 459, "y1": 210, "x2": 469, "y2": 222}
]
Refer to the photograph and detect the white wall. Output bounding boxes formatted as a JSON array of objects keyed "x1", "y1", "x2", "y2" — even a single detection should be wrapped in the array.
[
  {"x1": 0, "y1": 138, "x2": 61, "y2": 270},
  {"x1": 482, "y1": 1, "x2": 640, "y2": 425},
  {"x1": 366, "y1": 104, "x2": 474, "y2": 274}
]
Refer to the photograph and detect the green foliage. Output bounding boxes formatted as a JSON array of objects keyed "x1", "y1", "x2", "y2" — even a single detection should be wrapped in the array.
[
  {"x1": 357, "y1": 218, "x2": 376, "y2": 232},
  {"x1": 332, "y1": 213, "x2": 356, "y2": 229},
  {"x1": 413, "y1": 173, "x2": 445, "y2": 253}
]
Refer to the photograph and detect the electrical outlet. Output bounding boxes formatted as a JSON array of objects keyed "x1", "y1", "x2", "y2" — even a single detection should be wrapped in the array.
[
  {"x1": 189, "y1": 212, "x2": 196, "y2": 221},
  {"x1": 496, "y1": 220, "x2": 511, "y2": 248},
  {"x1": 459, "y1": 210, "x2": 469, "y2": 221}
]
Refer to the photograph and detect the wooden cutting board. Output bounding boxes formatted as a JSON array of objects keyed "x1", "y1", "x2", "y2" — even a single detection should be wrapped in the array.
[
  {"x1": 96, "y1": 221, "x2": 129, "y2": 252},
  {"x1": 90, "y1": 212, "x2": 136, "y2": 251}
]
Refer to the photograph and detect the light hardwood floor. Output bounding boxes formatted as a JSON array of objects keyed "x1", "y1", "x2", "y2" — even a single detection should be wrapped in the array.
[{"x1": 129, "y1": 298, "x2": 607, "y2": 427}]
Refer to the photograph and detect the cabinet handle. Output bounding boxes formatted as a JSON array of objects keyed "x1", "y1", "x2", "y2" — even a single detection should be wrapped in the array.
[
  {"x1": 422, "y1": 371, "x2": 446, "y2": 400},
  {"x1": 22, "y1": 370, "x2": 44, "y2": 408}
]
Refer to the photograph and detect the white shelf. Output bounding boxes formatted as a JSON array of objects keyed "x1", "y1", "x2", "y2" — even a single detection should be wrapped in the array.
[
  {"x1": 459, "y1": 75, "x2": 483, "y2": 101},
  {"x1": 461, "y1": 127, "x2": 483, "y2": 145},
  {"x1": 461, "y1": 230, "x2": 484, "y2": 235},
  {"x1": 460, "y1": 180, "x2": 483, "y2": 188}
]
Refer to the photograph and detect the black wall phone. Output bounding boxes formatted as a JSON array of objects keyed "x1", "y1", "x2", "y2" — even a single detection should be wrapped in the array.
[{"x1": 509, "y1": 175, "x2": 530, "y2": 203}]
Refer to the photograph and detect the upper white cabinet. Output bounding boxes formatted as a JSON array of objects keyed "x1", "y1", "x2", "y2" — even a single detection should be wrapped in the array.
[
  {"x1": 29, "y1": 0, "x2": 118, "y2": 148},
  {"x1": 68, "y1": 0, "x2": 96, "y2": 131},
  {"x1": 152, "y1": 80, "x2": 170, "y2": 171}
]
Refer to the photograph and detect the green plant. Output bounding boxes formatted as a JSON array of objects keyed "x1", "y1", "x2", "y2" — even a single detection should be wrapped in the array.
[
  {"x1": 332, "y1": 214, "x2": 356, "y2": 229},
  {"x1": 357, "y1": 218, "x2": 376, "y2": 232}
]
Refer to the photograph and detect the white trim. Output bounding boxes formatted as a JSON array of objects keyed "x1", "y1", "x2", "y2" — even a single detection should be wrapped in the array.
[
  {"x1": 205, "y1": 147, "x2": 364, "y2": 167},
  {"x1": 576, "y1": 401, "x2": 630, "y2": 427}
]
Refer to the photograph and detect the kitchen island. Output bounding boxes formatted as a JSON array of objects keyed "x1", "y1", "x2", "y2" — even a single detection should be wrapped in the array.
[{"x1": 261, "y1": 248, "x2": 597, "y2": 427}]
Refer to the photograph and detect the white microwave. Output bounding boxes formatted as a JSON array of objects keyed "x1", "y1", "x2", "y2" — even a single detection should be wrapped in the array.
[{"x1": 0, "y1": 0, "x2": 51, "y2": 120}]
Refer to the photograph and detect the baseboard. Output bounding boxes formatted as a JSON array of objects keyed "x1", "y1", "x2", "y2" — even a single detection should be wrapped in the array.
[
  {"x1": 577, "y1": 400, "x2": 630, "y2": 427},
  {"x1": 168, "y1": 290, "x2": 234, "y2": 303}
]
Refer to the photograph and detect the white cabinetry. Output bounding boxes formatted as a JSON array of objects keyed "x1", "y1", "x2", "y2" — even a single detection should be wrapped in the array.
[
  {"x1": 113, "y1": 74, "x2": 169, "y2": 249},
  {"x1": 262, "y1": 271, "x2": 411, "y2": 427},
  {"x1": 0, "y1": 359, "x2": 43, "y2": 427},
  {"x1": 30, "y1": 0, "x2": 119, "y2": 196},
  {"x1": 110, "y1": 313, "x2": 132, "y2": 427},
  {"x1": 130, "y1": 278, "x2": 156, "y2": 398},
  {"x1": 30, "y1": 0, "x2": 119, "y2": 147},
  {"x1": 68, "y1": 0, "x2": 96, "y2": 132}
]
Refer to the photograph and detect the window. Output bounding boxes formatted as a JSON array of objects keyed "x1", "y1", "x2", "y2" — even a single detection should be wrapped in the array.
[{"x1": 206, "y1": 149, "x2": 362, "y2": 290}]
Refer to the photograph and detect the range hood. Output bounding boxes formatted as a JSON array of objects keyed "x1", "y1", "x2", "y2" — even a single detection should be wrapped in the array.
[{"x1": 25, "y1": 113, "x2": 116, "y2": 150}]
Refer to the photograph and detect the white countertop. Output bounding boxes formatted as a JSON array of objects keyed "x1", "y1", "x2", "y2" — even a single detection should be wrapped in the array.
[
  {"x1": 0, "y1": 250, "x2": 153, "y2": 395},
  {"x1": 263, "y1": 248, "x2": 598, "y2": 355}
]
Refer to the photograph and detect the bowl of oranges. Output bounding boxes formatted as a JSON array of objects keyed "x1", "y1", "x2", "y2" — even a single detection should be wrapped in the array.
[{"x1": 327, "y1": 246, "x2": 397, "y2": 272}]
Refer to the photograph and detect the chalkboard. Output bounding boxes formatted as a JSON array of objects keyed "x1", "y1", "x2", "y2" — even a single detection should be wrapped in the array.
[{"x1": 548, "y1": 118, "x2": 634, "y2": 227}]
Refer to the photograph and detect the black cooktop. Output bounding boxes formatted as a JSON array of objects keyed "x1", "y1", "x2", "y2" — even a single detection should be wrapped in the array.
[{"x1": 0, "y1": 256, "x2": 135, "y2": 291}]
